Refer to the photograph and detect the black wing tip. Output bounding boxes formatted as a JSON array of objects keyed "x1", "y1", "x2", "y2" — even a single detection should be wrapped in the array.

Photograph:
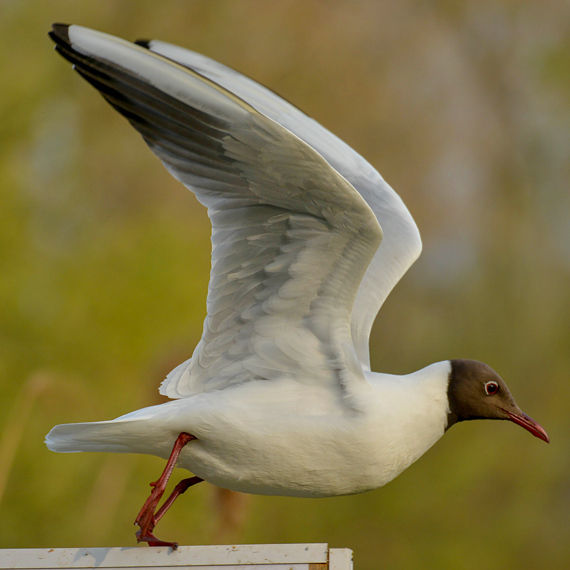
[
  {"x1": 49, "y1": 24, "x2": 76, "y2": 64},
  {"x1": 135, "y1": 39, "x2": 152, "y2": 49},
  {"x1": 50, "y1": 23, "x2": 71, "y2": 42}
]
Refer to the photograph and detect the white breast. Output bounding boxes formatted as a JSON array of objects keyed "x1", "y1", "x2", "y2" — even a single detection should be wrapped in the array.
[{"x1": 155, "y1": 362, "x2": 452, "y2": 497}]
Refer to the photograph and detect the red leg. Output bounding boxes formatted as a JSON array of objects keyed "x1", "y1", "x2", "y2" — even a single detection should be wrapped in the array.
[
  {"x1": 134, "y1": 432, "x2": 198, "y2": 548},
  {"x1": 136, "y1": 476, "x2": 204, "y2": 548},
  {"x1": 153, "y1": 476, "x2": 203, "y2": 526}
]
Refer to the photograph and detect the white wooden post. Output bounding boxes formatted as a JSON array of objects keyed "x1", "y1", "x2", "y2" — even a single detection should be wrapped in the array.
[{"x1": 0, "y1": 544, "x2": 352, "y2": 570}]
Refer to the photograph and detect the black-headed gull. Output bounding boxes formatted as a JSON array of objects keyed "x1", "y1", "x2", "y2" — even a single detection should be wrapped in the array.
[{"x1": 45, "y1": 24, "x2": 549, "y2": 548}]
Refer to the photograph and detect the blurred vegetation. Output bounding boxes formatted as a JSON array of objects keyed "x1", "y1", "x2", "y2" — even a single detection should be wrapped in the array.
[{"x1": 1, "y1": 1, "x2": 569, "y2": 568}]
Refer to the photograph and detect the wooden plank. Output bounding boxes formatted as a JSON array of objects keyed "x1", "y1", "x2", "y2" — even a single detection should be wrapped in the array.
[
  {"x1": 328, "y1": 549, "x2": 352, "y2": 570},
  {"x1": 0, "y1": 545, "x2": 330, "y2": 568}
]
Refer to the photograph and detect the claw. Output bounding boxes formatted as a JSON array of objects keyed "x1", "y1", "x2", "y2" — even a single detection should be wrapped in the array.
[{"x1": 136, "y1": 529, "x2": 178, "y2": 549}]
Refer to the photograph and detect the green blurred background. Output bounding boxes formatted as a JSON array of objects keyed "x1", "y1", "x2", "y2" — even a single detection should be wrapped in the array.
[{"x1": 1, "y1": 1, "x2": 568, "y2": 568}]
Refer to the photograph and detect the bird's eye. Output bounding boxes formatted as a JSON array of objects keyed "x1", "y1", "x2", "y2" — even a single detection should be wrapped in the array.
[{"x1": 485, "y1": 381, "x2": 499, "y2": 395}]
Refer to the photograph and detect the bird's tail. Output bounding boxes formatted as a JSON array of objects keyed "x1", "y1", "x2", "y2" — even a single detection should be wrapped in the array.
[{"x1": 45, "y1": 419, "x2": 144, "y2": 454}]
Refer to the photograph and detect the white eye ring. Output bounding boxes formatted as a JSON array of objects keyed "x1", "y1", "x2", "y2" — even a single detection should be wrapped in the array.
[{"x1": 485, "y1": 381, "x2": 499, "y2": 395}]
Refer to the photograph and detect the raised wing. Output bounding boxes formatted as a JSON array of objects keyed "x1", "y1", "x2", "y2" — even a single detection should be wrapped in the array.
[
  {"x1": 137, "y1": 39, "x2": 423, "y2": 370},
  {"x1": 49, "y1": 25, "x2": 383, "y2": 398}
]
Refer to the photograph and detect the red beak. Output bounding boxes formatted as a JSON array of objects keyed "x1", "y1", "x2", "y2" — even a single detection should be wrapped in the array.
[{"x1": 503, "y1": 410, "x2": 550, "y2": 443}]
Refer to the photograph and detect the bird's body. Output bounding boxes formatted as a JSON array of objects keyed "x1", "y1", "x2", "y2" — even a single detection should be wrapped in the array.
[
  {"x1": 48, "y1": 363, "x2": 451, "y2": 498},
  {"x1": 45, "y1": 24, "x2": 548, "y2": 546}
]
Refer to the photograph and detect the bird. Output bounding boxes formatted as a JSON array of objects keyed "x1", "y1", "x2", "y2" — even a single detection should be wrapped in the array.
[{"x1": 45, "y1": 24, "x2": 549, "y2": 549}]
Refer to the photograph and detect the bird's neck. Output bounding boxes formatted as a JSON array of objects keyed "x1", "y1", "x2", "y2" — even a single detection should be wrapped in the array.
[
  {"x1": 365, "y1": 360, "x2": 452, "y2": 432},
  {"x1": 353, "y1": 361, "x2": 452, "y2": 486}
]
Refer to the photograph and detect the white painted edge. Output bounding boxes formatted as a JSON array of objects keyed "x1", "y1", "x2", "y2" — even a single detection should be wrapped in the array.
[
  {"x1": 0, "y1": 544, "x2": 329, "y2": 568},
  {"x1": 2, "y1": 566, "x2": 311, "y2": 570},
  {"x1": 328, "y1": 548, "x2": 353, "y2": 570}
]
